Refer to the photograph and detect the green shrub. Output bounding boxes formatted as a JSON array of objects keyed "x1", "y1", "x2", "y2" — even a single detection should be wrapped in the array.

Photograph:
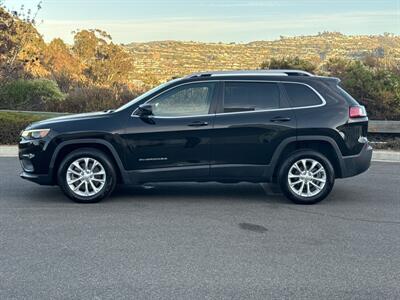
[
  {"x1": 260, "y1": 57, "x2": 400, "y2": 120},
  {"x1": 58, "y1": 85, "x2": 140, "y2": 113},
  {"x1": 0, "y1": 79, "x2": 141, "y2": 113},
  {"x1": 0, "y1": 79, "x2": 66, "y2": 111},
  {"x1": 62, "y1": 86, "x2": 115, "y2": 113},
  {"x1": 0, "y1": 112, "x2": 50, "y2": 144},
  {"x1": 260, "y1": 57, "x2": 318, "y2": 73},
  {"x1": 325, "y1": 59, "x2": 400, "y2": 120}
]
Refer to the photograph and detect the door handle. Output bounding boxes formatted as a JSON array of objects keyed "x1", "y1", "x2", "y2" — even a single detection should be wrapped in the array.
[
  {"x1": 270, "y1": 116, "x2": 291, "y2": 122},
  {"x1": 188, "y1": 121, "x2": 209, "y2": 127}
]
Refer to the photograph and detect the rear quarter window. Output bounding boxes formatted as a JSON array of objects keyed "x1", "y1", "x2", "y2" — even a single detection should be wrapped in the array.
[
  {"x1": 283, "y1": 83, "x2": 323, "y2": 107},
  {"x1": 337, "y1": 86, "x2": 360, "y2": 106}
]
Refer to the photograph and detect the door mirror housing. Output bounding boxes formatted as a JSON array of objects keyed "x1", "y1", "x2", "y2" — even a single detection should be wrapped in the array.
[{"x1": 137, "y1": 103, "x2": 153, "y2": 117}]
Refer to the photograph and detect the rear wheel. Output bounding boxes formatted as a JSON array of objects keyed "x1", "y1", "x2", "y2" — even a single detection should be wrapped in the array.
[
  {"x1": 57, "y1": 148, "x2": 117, "y2": 203},
  {"x1": 278, "y1": 150, "x2": 335, "y2": 204}
]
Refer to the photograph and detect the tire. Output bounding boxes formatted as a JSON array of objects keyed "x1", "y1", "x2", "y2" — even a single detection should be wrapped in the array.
[
  {"x1": 278, "y1": 150, "x2": 335, "y2": 205},
  {"x1": 57, "y1": 148, "x2": 117, "y2": 203}
]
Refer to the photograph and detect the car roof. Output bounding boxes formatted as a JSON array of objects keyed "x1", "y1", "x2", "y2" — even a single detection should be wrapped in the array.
[{"x1": 179, "y1": 70, "x2": 340, "y2": 85}]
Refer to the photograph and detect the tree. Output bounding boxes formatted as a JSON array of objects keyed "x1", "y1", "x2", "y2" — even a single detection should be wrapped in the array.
[
  {"x1": 0, "y1": 2, "x2": 46, "y2": 80},
  {"x1": 43, "y1": 38, "x2": 83, "y2": 91},
  {"x1": 72, "y1": 29, "x2": 134, "y2": 87},
  {"x1": 90, "y1": 42, "x2": 134, "y2": 86},
  {"x1": 72, "y1": 30, "x2": 104, "y2": 64}
]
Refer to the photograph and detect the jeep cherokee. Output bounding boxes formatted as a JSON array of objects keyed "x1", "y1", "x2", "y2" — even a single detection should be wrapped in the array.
[{"x1": 19, "y1": 70, "x2": 372, "y2": 204}]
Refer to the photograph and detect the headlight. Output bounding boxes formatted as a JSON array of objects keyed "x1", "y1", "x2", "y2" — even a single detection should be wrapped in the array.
[{"x1": 21, "y1": 129, "x2": 50, "y2": 139}]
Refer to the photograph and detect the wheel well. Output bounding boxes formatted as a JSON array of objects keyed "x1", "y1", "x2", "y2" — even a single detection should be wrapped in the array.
[
  {"x1": 272, "y1": 140, "x2": 342, "y2": 181},
  {"x1": 51, "y1": 143, "x2": 123, "y2": 184}
]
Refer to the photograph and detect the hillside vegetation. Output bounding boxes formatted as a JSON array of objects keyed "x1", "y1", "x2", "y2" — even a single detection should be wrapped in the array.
[
  {"x1": 126, "y1": 33, "x2": 400, "y2": 82},
  {"x1": 0, "y1": 6, "x2": 399, "y2": 122}
]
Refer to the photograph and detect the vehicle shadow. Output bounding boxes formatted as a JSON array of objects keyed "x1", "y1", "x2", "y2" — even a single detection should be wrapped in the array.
[
  {"x1": 15, "y1": 181, "x2": 289, "y2": 206},
  {"x1": 16, "y1": 180, "x2": 355, "y2": 207},
  {"x1": 110, "y1": 182, "x2": 288, "y2": 205},
  {"x1": 11, "y1": 185, "x2": 72, "y2": 204}
]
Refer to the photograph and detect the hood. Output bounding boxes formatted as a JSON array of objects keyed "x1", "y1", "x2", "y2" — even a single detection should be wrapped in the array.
[{"x1": 29, "y1": 111, "x2": 113, "y2": 129}]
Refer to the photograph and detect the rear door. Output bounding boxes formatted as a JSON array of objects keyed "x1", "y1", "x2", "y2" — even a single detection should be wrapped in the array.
[{"x1": 210, "y1": 80, "x2": 297, "y2": 181}]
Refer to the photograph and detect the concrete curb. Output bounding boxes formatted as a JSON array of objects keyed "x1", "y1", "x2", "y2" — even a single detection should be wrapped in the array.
[{"x1": 1, "y1": 145, "x2": 400, "y2": 162}]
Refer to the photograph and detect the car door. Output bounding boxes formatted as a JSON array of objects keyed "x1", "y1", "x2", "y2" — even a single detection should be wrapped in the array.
[
  {"x1": 210, "y1": 80, "x2": 296, "y2": 181},
  {"x1": 122, "y1": 81, "x2": 218, "y2": 182}
]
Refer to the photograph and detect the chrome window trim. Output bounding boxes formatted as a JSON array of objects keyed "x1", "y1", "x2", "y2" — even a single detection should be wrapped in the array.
[
  {"x1": 130, "y1": 80, "x2": 326, "y2": 119},
  {"x1": 280, "y1": 81, "x2": 326, "y2": 109},
  {"x1": 132, "y1": 113, "x2": 213, "y2": 119}
]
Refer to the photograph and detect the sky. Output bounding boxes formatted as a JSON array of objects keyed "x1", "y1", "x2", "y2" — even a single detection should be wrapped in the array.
[{"x1": 3, "y1": 0, "x2": 400, "y2": 44}]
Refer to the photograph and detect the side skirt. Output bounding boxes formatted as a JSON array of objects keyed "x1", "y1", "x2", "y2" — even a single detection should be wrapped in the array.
[{"x1": 127, "y1": 164, "x2": 272, "y2": 184}]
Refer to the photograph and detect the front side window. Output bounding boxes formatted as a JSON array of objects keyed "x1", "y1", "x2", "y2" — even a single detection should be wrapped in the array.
[
  {"x1": 283, "y1": 83, "x2": 323, "y2": 107},
  {"x1": 223, "y1": 82, "x2": 280, "y2": 113},
  {"x1": 148, "y1": 82, "x2": 216, "y2": 117}
]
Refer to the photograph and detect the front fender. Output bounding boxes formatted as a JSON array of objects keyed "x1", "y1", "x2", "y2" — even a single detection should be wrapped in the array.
[{"x1": 49, "y1": 138, "x2": 131, "y2": 184}]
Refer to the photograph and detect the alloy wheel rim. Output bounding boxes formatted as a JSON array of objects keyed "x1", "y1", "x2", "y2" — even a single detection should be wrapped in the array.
[
  {"x1": 288, "y1": 158, "x2": 326, "y2": 198},
  {"x1": 66, "y1": 157, "x2": 106, "y2": 197}
]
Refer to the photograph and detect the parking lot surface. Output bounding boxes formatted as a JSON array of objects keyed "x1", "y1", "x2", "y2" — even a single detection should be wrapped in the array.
[{"x1": 0, "y1": 158, "x2": 399, "y2": 299}]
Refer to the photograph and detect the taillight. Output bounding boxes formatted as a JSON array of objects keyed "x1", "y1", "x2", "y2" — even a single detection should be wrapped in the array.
[{"x1": 349, "y1": 106, "x2": 367, "y2": 118}]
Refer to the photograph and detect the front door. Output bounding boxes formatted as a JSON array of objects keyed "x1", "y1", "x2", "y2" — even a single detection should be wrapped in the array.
[
  {"x1": 210, "y1": 80, "x2": 296, "y2": 181},
  {"x1": 122, "y1": 81, "x2": 218, "y2": 182}
]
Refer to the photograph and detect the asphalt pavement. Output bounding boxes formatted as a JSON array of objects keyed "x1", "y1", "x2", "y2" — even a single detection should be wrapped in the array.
[{"x1": 0, "y1": 158, "x2": 400, "y2": 299}]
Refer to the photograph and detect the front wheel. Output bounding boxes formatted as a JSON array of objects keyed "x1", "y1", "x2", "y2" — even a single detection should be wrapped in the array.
[
  {"x1": 278, "y1": 150, "x2": 335, "y2": 204},
  {"x1": 57, "y1": 148, "x2": 117, "y2": 203}
]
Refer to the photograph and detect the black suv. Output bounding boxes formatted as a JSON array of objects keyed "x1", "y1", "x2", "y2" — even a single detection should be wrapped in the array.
[{"x1": 19, "y1": 70, "x2": 372, "y2": 204}]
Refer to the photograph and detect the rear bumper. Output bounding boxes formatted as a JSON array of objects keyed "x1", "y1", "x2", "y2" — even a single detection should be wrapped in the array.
[
  {"x1": 20, "y1": 172, "x2": 53, "y2": 185},
  {"x1": 340, "y1": 143, "x2": 373, "y2": 178}
]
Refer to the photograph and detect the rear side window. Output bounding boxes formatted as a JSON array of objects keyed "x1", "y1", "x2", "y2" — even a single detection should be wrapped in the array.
[
  {"x1": 223, "y1": 82, "x2": 280, "y2": 113},
  {"x1": 283, "y1": 83, "x2": 323, "y2": 107}
]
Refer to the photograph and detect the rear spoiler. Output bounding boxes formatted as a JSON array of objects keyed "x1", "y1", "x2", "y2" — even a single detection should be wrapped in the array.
[{"x1": 316, "y1": 76, "x2": 341, "y2": 85}]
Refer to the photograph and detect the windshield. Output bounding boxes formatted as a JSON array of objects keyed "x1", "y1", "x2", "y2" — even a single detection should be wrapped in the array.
[{"x1": 115, "y1": 78, "x2": 181, "y2": 112}]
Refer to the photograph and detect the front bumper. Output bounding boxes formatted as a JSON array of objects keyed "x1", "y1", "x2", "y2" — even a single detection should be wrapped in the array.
[
  {"x1": 340, "y1": 143, "x2": 373, "y2": 178},
  {"x1": 20, "y1": 171, "x2": 53, "y2": 185},
  {"x1": 19, "y1": 138, "x2": 55, "y2": 185}
]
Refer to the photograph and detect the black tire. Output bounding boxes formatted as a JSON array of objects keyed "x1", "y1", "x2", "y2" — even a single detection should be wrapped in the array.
[
  {"x1": 278, "y1": 149, "x2": 335, "y2": 205},
  {"x1": 57, "y1": 148, "x2": 117, "y2": 203}
]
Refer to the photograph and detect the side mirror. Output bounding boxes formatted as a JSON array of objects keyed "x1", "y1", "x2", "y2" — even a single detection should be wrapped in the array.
[{"x1": 137, "y1": 103, "x2": 153, "y2": 117}]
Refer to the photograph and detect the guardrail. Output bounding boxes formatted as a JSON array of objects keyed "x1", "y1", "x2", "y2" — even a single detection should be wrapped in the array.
[
  {"x1": 1, "y1": 109, "x2": 399, "y2": 134},
  {"x1": 368, "y1": 120, "x2": 400, "y2": 134},
  {"x1": 0, "y1": 109, "x2": 68, "y2": 116}
]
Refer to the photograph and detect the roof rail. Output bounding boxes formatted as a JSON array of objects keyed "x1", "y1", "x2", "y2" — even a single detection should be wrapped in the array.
[{"x1": 185, "y1": 69, "x2": 314, "y2": 79}]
